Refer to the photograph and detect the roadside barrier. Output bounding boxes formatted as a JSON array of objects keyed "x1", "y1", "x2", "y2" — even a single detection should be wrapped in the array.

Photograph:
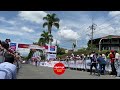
[{"x1": 30, "y1": 59, "x2": 112, "y2": 72}]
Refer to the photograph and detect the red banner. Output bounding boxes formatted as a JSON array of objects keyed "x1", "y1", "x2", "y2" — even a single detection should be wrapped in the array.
[{"x1": 18, "y1": 44, "x2": 29, "y2": 48}]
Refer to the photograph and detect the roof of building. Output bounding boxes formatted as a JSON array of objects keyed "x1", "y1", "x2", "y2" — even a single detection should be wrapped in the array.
[{"x1": 93, "y1": 35, "x2": 120, "y2": 40}]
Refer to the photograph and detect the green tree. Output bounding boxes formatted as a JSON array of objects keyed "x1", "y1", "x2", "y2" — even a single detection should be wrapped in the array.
[
  {"x1": 38, "y1": 38, "x2": 46, "y2": 46},
  {"x1": 33, "y1": 42, "x2": 38, "y2": 45},
  {"x1": 87, "y1": 44, "x2": 98, "y2": 52},
  {"x1": 27, "y1": 49, "x2": 34, "y2": 60},
  {"x1": 43, "y1": 13, "x2": 60, "y2": 45},
  {"x1": 56, "y1": 44, "x2": 65, "y2": 55},
  {"x1": 72, "y1": 43, "x2": 76, "y2": 51},
  {"x1": 38, "y1": 31, "x2": 53, "y2": 46}
]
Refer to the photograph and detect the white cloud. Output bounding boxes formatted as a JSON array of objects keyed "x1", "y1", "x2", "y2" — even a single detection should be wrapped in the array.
[
  {"x1": 21, "y1": 27, "x2": 34, "y2": 33},
  {"x1": 18, "y1": 11, "x2": 47, "y2": 24},
  {"x1": 0, "y1": 29, "x2": 23, "y2": 36},
  {"x1": 52, "y1": 38, "x2": 60, "y2": 45},
  {"x1": 108, "y1": 11, "x2": 120, "y2": 24},
  {"x1": 58, "y1": 27, "x2": 80, "y2": 40},
  {"x1": 109, "y1": 11, "x2": 120, "y2": 17},
  {"x1": 0, "y1": 17, "x2": 16, "y2": 25},
  {"x1": 0, "y1": 17, "x2": 5, "y2": 21},
  {"x1": 89, "y1": 13, "x2": 120, "y2": 39},
  {"x1": 93, "y1": 23, "x2": 115, "y2": 38},
  {"x1": 60, "y1": 17, "x2": 91, "y2": 31},
  {"x1": 3, "y1": 11, "x2": 120, "y2": 50}
]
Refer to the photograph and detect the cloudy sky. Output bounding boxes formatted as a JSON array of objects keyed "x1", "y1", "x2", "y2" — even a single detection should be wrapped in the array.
[{"x1": 0, "y1": 11, "x2": 120, "y2": 50}]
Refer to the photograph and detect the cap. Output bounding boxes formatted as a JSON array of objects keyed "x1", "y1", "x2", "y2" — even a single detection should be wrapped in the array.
[{"x1": 110, "y1": 50, "x2": 114, "y2": 52}]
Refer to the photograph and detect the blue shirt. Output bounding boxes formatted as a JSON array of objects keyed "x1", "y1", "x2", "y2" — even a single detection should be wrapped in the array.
[
  {"x1": 0, "y1": 70, "x2": 7, "y2": 79},
  {"x1": 97, "y1": 57, "x2": 106, "y2": 65}
]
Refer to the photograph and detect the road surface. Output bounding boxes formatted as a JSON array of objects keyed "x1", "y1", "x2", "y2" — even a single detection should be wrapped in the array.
[{"x1": 17, "y1": 64, "x2": 119, "y2": 79}]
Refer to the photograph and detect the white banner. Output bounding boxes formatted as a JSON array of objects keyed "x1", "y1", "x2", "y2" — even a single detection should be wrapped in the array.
[
  {"x1": 47, "y1": 54, "x2": 56, "y2": 60},
  {"x1": 29, "y1": 45, "x2": 45, "y2": 50},
  {"x1": 61, "y1": 61, "x2": 68, "y2": 67},
  {"x1": 31, "y1": 60, "x2": 112, "y2": 72},
  {"x1": 76, "y1": 60, "x2": 83, "y2": 68},
  {"x1": 69, "y1": 61, "x2": 75, "y2": 68},
  {"x1": 40, "y1": 62, "x2": 45, "y2": 66}
]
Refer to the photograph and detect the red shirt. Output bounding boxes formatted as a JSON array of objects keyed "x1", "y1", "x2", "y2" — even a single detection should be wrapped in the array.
[{"x1": 109, "y1": 53, "x2": 115, "y2": 63}]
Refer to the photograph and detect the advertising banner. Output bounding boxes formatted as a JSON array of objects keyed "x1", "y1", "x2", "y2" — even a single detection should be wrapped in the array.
[
  {"x1": 18, "y1": 44, "x2": 29, "y2": 48},
  {"x1": 10, "y1": 43, "x2": 17, "y2": 51},
  {"x1": 69, "y1": 61, "x2": 75, "y2": 68},
  {"x1": 45, "y1": 45, "x2": 57, "y2": 53},
  {"x1": 29, "y1": 45, "x2": 45, "y2": 50},
  {"x1": 76, "y1": 60, "x2": 82, "y2": 68},
  {"x1": 47, "y1": 54, "x2": 56, "y2": 60},
  {"x1": 61, "y1": 61, "x2": 68, "y2": 68}
]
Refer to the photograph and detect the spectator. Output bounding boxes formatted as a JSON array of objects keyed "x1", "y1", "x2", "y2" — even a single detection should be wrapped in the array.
[
  {"x1": 32, "y1": 49, "x2": 41, "y2": 67},
  {"x1": 0, "y1": 46, "x2": 4, "y2": 63},
  {"x1": 4, "y1": 49, "x2": 15, "y2": 64},
  {"x1": 115, "y1": 51, "x2": 120, "y2": 61},
  {"x1": 97, "y1": 54, "x2": 106, "y2": 75},
  {"x1": 90, "y1": 51, "x2": 100, "y2": 76},
  {"x1": 1, "y1": 39, "x2": 11, "y2": 50},
  {"x1": 102, "y1": 54, "x2": 107, "y2": 61},
  {"x1": 115, "y1": 51, "x2": 120, "y2": 77},
  {"x1": 37, "y1": 56, "x2": 41, "y2": 66},
  {"x1": 15, "y1": 52, "x2": 21, "y2": 70},
  {"x1": 115, "y1": 55, "x2": 120, "y2": 77},
  {"x1": 109, "y1": 50, "x2": 117, "y2": 76},
  {"x1": 0, "y1": 52, "x2": 17, "y2": 79},
  {"x1": 35, "y1": 58, "x2": 38, "y2": 67}
]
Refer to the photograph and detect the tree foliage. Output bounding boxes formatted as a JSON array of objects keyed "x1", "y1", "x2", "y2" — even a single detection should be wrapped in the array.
[
  {"x1": 56, "y1": 44, "x2": 65, "y2": 55},
  {"x1": 27, "y1": 49, "x2": 34, "y2": 60},
  {"x1": 38, "y1": 31, "x2": 53, "y2": 46}
]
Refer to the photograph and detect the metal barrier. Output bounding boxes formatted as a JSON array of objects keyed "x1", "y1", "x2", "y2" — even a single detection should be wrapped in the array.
[{"x1": 30, "y1": 59, "x2": 112, "y2": 72}]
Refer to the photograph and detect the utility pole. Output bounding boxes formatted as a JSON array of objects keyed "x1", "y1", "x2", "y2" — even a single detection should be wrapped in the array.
[
  {"x1": 55, "y1": 40, "x2": 57, "y2": 46},
  {"x1": 88, "y1": 16, "x2": 97, "y2": 51}
]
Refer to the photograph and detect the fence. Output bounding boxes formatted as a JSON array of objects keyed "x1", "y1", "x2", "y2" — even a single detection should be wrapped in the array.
[{"x1": 30, "y1": 59, "x2": 112, "y2": 72}]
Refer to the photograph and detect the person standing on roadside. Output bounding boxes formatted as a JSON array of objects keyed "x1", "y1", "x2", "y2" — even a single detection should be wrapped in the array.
[
  {"x1": 109, "y1": 50, "x2": 117, "y2": 76},
  {"x1": 97, "y1": 54, "x2": 106, "y2": 75},
  {"x1": 33, "y1": 49, "x2": 41, "y2": 67},
  {"x1": 0, "y1": 45, "x2": 4, "y2": 63},
  {"x1": 115, "y1": 51, "x2": 119, "y2": 61},
  {"x1": 37, "y1": 56, "x2": 41, "y2": 66},
  {"x1": 0, "y1": 50, "x2": 17, "y2": 79},
  {"x1": 90, "y1": 51, "x2": 100, "y2": 76},
  {"x1": 114, "y1": 50, "x2": 120, "y2": 77}
]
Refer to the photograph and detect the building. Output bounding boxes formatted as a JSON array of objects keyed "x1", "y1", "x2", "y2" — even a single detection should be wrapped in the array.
[{"x1": 88, "y1": 35, "x2": 120, "y2": 51}]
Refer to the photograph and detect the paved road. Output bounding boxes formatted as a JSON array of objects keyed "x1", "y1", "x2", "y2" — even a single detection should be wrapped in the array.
[{"x1": 17, "y1": 64, "x2": 119, "y2": 79}]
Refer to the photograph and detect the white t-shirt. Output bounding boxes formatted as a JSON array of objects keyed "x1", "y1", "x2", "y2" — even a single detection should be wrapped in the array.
[
  {"x1": 90, "y1": 54, "x2": 94, "y2": 58},
  {"x1": 115, "y1": 53, "x2": 120, "y2": 59},
  {"x1": 0, "y1": 62, "x2": 17, "y2": 79}
]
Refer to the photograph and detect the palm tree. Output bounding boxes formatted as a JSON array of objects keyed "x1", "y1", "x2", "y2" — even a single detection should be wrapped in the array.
[
  {"x1": 33, "y1": 42, "x2": 38, "y2": 45},
  {"x1": 38, "y1": 31, "x2": 53, "y2": 46},
  {"x1": 72, "y1": 43, "x2": 76, "y2": 51},
  {"x1": 43, "y1": 13, "x2": 60, "y2": 45},
  {"x1": 38, "y1": 38, "x2": 46, "y2": 46}
]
